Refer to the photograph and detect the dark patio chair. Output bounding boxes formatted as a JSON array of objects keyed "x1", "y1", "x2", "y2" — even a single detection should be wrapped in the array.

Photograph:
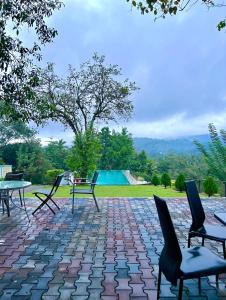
[
  {"x1": 185, "y1": 180, "x2": 226, "y2": 258},
  {"x1": 32, "y1": 174, "x2": 63, "y2": 215},
  {"x1": 71, "y1": 171, "x2": 99, "y2": 213},
  {"x1": 154, "y1": 195, "x2": 226, "y2": 300},
  {"x1": 5, "y1": 172, "x2": 24, "y2": 206}
]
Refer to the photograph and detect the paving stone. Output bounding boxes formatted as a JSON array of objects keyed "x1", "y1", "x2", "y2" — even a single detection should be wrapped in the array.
[{"x1": 0, "y1": 197, "x2": 226, "y2": 300}]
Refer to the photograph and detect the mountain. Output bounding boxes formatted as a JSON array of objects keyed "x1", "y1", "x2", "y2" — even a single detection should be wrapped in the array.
[{"x1": 133, "y1": 134, "x2": 210, "y2": 157}]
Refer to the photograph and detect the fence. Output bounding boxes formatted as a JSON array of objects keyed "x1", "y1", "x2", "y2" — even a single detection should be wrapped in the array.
[{"x1": 195, "y1": 179, "x2": 226, "y2": 197}]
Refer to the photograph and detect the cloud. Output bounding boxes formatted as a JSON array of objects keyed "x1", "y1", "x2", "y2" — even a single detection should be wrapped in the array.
[{"x1": 33, "y1": 0, "x2": 226, "y2": 139}]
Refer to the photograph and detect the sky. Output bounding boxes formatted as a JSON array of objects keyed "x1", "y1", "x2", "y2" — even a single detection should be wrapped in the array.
[{"x1": 33, "y1": 0, "x2": 226, "y2": 143}]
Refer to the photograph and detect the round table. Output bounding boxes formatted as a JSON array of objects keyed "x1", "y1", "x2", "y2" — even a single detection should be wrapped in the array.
[{"x1": 0, "y1": 181, "x2": 31, "y2": 219}]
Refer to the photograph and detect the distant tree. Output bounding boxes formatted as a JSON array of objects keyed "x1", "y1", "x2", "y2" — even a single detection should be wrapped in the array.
[
  {"x1": 126, "y1": 0, "x2": 226, "y2": 31},
  {"x1": 144, "y1": 160, "x2": 156, "y2": 182},
  {"x1": 66, "y1": 129, "x2": 101, "y2": 178},
  {"x1": 44, "y1": 139, "x2": 68, "y2": 170},
  {"x1": 195, "y1": 124, "x2": 226, "y2": 181},
  {"x1": 0, "y1": 0, "x2": 63, "y2": 121},
  {"x1": 98, "y1": 127, "x2": 135, "y2": 170},
  {"x1": 17, "y1": 140, "x2": 51, "y2": 184},
  {"x1": 36, "y1": 54, "x2": 138, "y2": 135},
  {"x1": 161, "y1": 173, "x2": 171, "y2": 188},
  {"x1": 156, "y1": 153, "x2": 208, "y2": 179},
  {"x1": 175, "y1": 174, "x2": 186, "y2": 192},
  {"x1": 203, "y1": 176, "x2": 218, "y2": 197},
  {"x1": 151, "y1": 174, "x2": 160, "y2": 186}
]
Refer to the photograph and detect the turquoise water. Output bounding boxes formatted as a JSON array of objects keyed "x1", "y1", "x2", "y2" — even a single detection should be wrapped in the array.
[{"x1": 97, "y1": 170, "x2": 130, "y2": 185}]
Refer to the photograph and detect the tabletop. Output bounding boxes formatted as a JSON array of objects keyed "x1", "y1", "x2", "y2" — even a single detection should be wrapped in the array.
[{"x1": 0, "y1": 181, "x2": 32, "y2": 191}]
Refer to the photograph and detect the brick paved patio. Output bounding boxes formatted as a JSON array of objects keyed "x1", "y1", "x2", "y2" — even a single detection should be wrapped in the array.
[{"x1": 0, "y1": 197, "x2": 226, "y2": 299}]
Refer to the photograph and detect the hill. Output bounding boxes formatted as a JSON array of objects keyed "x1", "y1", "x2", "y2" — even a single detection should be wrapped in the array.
[{"x1": 133, "y1": 134, "x2": 210, "y2": 157}]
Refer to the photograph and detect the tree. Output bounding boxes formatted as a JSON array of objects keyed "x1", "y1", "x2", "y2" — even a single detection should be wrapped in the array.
[
  {"x1": 36, "y1": 54, "x2": 138, "y2": 135},
  {"x1": 0, "y1": 0, "x2": 63, "y2": 121},
  {"x1": 126, "y1": 0, "x2": 226, "y2": 30},
  {"x1": 152, "y1": 174, "x2": 160, "y2": 186},
  {"x1": 98, "y1": 127, "x2": 135, "y2": 170},
  {"x1": 161, "y1": 173, "x2": 171, "y2": 188},
  {"x1": 66, "y1": 129, "x2": 101, "y2": 178},
  {"x1": 195, "y1": 124, "x2": 226, "y2": 181},
  {"x1": 203, "y1": 176, "x2": 218, "y2": 197},
  {"x1": 17, "y1": 140, "x2": 51, "y2": 184},
  {"x1": 44, "y1": 139, "x2": 68, "y2": 170},
  {"x1": 175, "y1": 174, "x2": 186, "y2": 192},
  {"x1": 0, "y1": 119, "x2": 35, "y2": 147}
]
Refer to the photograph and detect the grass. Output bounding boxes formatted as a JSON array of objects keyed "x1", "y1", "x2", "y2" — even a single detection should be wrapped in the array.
[{"x1": 26, "y1": 184, "x2": 186, "y2": 198}]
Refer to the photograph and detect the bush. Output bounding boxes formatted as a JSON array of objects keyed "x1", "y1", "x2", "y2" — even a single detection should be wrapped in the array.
[
  {"x1": 175, "y1": 174, "x2": 186, "y2": 192},
  {"x1": 203, "y1": 176, "x2": 218, "y2": 197},
  {"x1": 46, "y1": 169, "x2": 64, "y2": 184},
  {"x1": 151, "y1": 174, "x2": 160, "y2": 186},
  {"x1": 161, "y1": 173, "x2": 171, "y2": 188}
]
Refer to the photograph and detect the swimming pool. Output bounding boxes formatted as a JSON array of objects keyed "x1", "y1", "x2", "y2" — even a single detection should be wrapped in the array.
[{"x1": 97, "y1": 170, "x2": 130, "y2": 185}]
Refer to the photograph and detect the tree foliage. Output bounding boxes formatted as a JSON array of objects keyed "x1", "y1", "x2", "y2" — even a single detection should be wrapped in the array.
[
  {"x1": 203, "y1": 176, "x2": 218, "y2": 197},
  {"x1": 98, "y1": 127, "x2": 135, "y2": 170},
  {"x1": 66, "y1": 129, "x2": 101, "y2": 178},
  {"x1": 17, "y1": 139, "x2": 51, "y2": 184},
  {"x1": 0, "y1": 0, "x2": 63, "y2": 120},
  {"x1": 175, "y1": 174, "x2": 185, "y2": 192},
  {"x1": 36, "y1": 54, "x2": 137, "y2": 135},
  {"x1": 127, "y1": 0, "x2": 226, "y2": 30},
  {"x1": 195, "y1": 124, "x2": 226, "y2": 181},
  {"x1": 0, "y1": 119, "x2": 35, "y2": 146},
  {"x1": 151, "y1": 174, "x2": 160, "y2": 186},
  {"x1": 161, "y1": 173, "x2": 171, "y2": 188},
  {"x1": 44, "y1": 139, "x2": 68, "y2": 170}
]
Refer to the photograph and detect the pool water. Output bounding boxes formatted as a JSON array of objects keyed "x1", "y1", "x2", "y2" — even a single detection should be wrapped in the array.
[{"x1": 97, "y1": 170, "x2": 130, "y2": 185}]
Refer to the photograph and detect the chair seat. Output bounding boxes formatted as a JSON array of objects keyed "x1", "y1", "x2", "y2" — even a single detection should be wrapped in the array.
[
  {"x1": 190, "y1": 224, "x2": 226, "y2": 241},
  {"x1": 33, "y1": 189, "x2": 51, "y2": 196},
  {"x1": 181, "y1": 246, "x2": 226, "y2": 279},
  {"x1": 70, "y1": 189, "x2": 93, "y2": 194}
]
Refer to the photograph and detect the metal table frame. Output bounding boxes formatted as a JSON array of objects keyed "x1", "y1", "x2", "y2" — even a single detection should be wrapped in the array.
[{"x1": 0, "y1": 181, "x2": 32, "y2": 221}]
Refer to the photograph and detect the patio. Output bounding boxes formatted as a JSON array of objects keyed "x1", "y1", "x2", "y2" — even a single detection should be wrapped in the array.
[{"x1": 0, "y1": 197, "x2": 226, "y2": 300}]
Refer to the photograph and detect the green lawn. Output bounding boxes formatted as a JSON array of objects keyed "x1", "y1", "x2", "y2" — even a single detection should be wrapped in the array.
[{"x1": 26, "y1": 184, "x2": 186, "y2": 198}]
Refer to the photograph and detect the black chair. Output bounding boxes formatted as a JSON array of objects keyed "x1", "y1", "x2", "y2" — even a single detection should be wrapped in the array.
[
  {"x1": 4, "y1": 172, "x2": 24, "y2": 206},
  {"x1": 32, "y1": 174, "x2": 63, "y2": 215},
  {"x1": 185, "y1": 180, "x2": 226, "y2": 258},
  {"x1": 71, "y1": 171, "x2": 99, "y2": 213},
  {"x1": 154, "y1": 195, "x2": 226, "y2": 300}
]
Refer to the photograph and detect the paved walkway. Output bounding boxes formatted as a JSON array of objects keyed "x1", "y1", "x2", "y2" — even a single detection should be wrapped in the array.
[{"x1": 0, "y1": 197, "x2": 226, "y2": 299}]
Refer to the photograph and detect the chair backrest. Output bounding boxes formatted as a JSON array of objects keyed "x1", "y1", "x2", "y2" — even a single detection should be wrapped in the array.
[
  {"x1": 154, "y1": 195, "x2": 182, "y2": 286},
  {"x1": 184, "y1": 180, "x2": 205, "y2": 230},
  {"x1": 5, "y1": 172, "x2": 24, "y2": 181},
  {"x1": 91, "y1": 171, "x2": 99, "y2": 190},
  {"x1": 50, "y1": 174, "x2": 64, "y2": 196}
]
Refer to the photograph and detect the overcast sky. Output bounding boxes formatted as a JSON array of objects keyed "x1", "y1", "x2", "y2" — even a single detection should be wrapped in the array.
[{"x1": 35, "y1": 0, "x2": 226, "y2": 143}]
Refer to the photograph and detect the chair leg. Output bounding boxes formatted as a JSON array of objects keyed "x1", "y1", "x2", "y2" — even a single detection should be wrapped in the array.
[
  {"x1": 178, "y1": 278, "x2": 183, "y2": 300},
  {"x1": 223, "y1": 242, "x2": 226, "y2": 259},
  {"x1": 198, "y1": 277, "x2": 201, "y2": 293},
  {"x1": 157, "y1": 268, "x2": 161, "y2": 299},
  {"x1": 188, "y1": 235, "x2": 191, "y2": 248},
  {"x1": 201, "y1": 237, "x2": 205, "y2": 246},
  {"x1": 72, "y1": 192, "x2": 75, "y2": 214},
  {"x1": 93, "y1": 193, "x2": 99, "y2": 212}
]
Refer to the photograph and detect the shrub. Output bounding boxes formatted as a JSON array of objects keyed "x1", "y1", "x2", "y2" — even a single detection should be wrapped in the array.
[
  {"x1": 46, "y1": 169, "x2": 64, "y2": 184},
  {"x1": 161, "y1": 173, "x2": 171, "y2": 188},
  {"x1": 151, "y1": 174, "x2": 160, "y2": 186},
  {"x1": 175, "y1": 174, "x2": 186, "y2": 192},
  {"x1": 203, "y1": 176, "x2": 218, "y2": 197}
]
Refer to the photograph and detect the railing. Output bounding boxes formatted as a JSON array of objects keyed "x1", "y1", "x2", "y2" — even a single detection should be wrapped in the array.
[{"x1": 195, "y1": 179, "x2": 226, "y2": 197}]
